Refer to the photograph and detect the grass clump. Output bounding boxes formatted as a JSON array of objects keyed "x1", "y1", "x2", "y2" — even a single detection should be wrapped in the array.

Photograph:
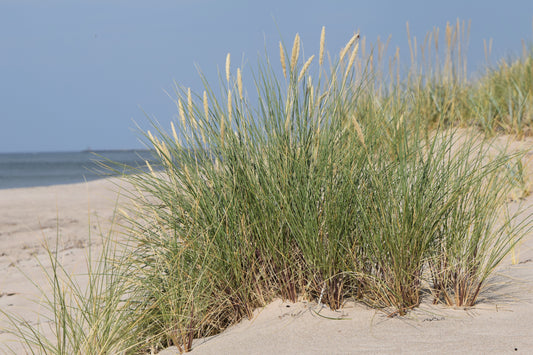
[
  {"x1": 3, "y1": 23, "x2": 532, "y2": 354},
  {"x1": 386, "y1": 20, "x2": 533, "y2": 137},
  {"x1": 114, "y1": 28, "x2": 530, "y2": 351},
  {"x1": 1, "y1": 212, "x2": 139, "y2": 354},
  {"x1": 472, "y1": 49, "x2": 533, "y2": 136}
]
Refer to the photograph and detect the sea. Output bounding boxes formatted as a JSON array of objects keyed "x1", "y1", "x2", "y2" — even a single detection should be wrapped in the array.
[{"x1": 0, "y1": 150, "x2": 157, "y2": 190}]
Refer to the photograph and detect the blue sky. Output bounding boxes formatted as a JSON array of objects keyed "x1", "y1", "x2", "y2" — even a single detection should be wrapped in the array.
[{"x1": 1, "y1": 0, "x2": 532, "y2": 152}]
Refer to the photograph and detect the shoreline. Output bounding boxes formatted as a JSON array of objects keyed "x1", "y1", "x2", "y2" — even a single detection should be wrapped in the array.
[
  {"x1": 0, "y1": 175, "x2": 112, "y2": 192},
  {"x1": 0, "y1": 149, "x2": 156, "y2": 191}
]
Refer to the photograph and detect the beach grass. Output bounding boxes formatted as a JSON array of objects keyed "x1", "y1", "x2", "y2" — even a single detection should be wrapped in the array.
[
  {"x1": 0, "y1": 207, "x2": 142, "y2": 354},
  {"x1": 3, "y1": 21, "x2": 533, "y2": 353}
]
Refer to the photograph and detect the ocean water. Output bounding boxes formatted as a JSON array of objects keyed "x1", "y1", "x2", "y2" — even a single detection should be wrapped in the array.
[{"x1": 0, "y1": 150, "x2": 156, "y2": 190}]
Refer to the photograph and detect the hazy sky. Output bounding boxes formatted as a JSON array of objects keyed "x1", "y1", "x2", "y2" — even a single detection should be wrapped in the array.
[{"x1": 1, "y1": 0, "x2": 532, "y2": 152}]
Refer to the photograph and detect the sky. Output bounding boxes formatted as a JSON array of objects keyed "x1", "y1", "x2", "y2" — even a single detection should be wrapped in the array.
[{"x1": 1, "y1": 0, "x2": 532, "y2": 153}]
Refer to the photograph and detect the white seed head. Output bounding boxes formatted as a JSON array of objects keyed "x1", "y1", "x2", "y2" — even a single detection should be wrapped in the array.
[
  {"x1": 319, "y1": 26, "x2": 326, "y2": 66},
  {"x1": 171, "y1": 121, "x2": 179, "y2": 143},
  {"x1": 290, "y1": 33, "x2": 300, "y2": 71},
  {"x1": 340, "y1": 32, "x2": 360, "y2": 62},
  {"x1": 187, "y1": 88, "x2": 192, "y2": 117},
  {"x1": 226, "y1": 53, "x2": 231, "y2": 83},
  {"x1": 203, "y1": 91, "x2": 209, "y2": 121},
  {"x1": 279, "y1": 41, "x2": 287, "y2": 78},
  {"x1": 237, "y1": 68, "x2": 243, "y2": 100},
  {"x1": 227, "y1": 89, "x2": 232, "y2": 124},
  {"x1": 298, "y1": 55, "x2": 314, "y2": 83},
  {"x1": 178, "y1": 99, "x2": 186, "y2": 128}
]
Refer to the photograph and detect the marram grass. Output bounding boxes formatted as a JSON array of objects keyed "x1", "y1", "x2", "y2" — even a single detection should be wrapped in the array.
[
  {"x1": 113, "y1": 26, "x2": 531, "y2": 351},
  {"x1": 3, "y1": 23, "x2": 533, "y2": 354}
]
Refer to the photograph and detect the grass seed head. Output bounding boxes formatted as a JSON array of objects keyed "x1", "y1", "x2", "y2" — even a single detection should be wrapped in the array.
[
  {"x1": 280, "y1": 41, "x2": 287, "y2": 78},
  {"x1": 226, "y1": 53, "x2": 231, "y2": 83},
  {"x1": 237, "y1": 68, "x2": 243, "y2": 100},
  {"x1": 187, "y1": 88, "x2": 192, "y2": 116},
  {"x1": 298, "y1": 55, "x2": 315, "y2": 83},
  {"x1": 171, "y1": 121, "x2": 179, "y2": 143},
  {"x1": 203, "y1": 91, "x2": 209, "y2": 121},
  {"x1": 178, "y1": 99, "x2": 186, "y2": 128},
  {"x1": 319, "y1": 26, "x2": 326, "y2": 66},
  {"x1": 340, "y1": 32, "x2": 359, "y2": 62},
  {"x1": 290, "y1": 33, "x2": 301, "y2": 71},
  {"x1": 346, "y1": 42, "x2": 360, "y2": 75}
]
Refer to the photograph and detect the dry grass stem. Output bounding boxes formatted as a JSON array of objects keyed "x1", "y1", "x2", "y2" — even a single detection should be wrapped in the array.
[
  {"x1": 145, "y1": 160, "x2": 155, "y2": 176},
  {"x1": 220, "y1": 113, "x2": 225, "y2": 145},
  {"x1": 284, "y1": 101, "x2": 292, "y2": 132},
  {"x1": 346, "y1": 42, "x2": 360, "y2": 75},
  {"x1": 352, "y1": 115, "x2": 366, "y2": 147},
  {"x1": 227, "y1": 89, "x2": 232, "y2": 124},
  {"x1": 340, "y1": 32, "x2": 359, "y2": 62},
  {"x1": 298, "y1": 55, "x2": 315, "y2": 83},
  {"x1": 147, "y1": 130, "x2": 155, "y2": 144}
]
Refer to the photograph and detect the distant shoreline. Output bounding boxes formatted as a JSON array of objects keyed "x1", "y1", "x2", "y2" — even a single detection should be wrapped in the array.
[
  {"x1": 0, "y1": 150, "x2": 156, "y2": 190},
  {"x1": 0, "y1": 174, "x2": 116, "y2": 191},
  {"x1": 81, "y1": 148, "x2": 152, "y2": 153},
  {"x1": 0, "y1": 149, "x2": 153, "y2": 155}
]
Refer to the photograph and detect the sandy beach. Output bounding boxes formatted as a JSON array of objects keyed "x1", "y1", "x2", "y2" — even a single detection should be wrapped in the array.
[
  {"x1": 2, "y1": 0, "x2": 533, "y2": 352},
  {"x1": 0, "y1": 166, "x2": 533, "y2": 354},
  {"x1": 0, "y1": 178, "x2": 126, "y2": 353}
]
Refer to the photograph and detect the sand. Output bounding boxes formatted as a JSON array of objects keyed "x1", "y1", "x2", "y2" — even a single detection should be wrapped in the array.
[
  {"x1": 0, "y1": 178, "x2": 127, "y2": 353},
  {"x1": 1, "y1": 149, "x2": 533, "y2": 354}
]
